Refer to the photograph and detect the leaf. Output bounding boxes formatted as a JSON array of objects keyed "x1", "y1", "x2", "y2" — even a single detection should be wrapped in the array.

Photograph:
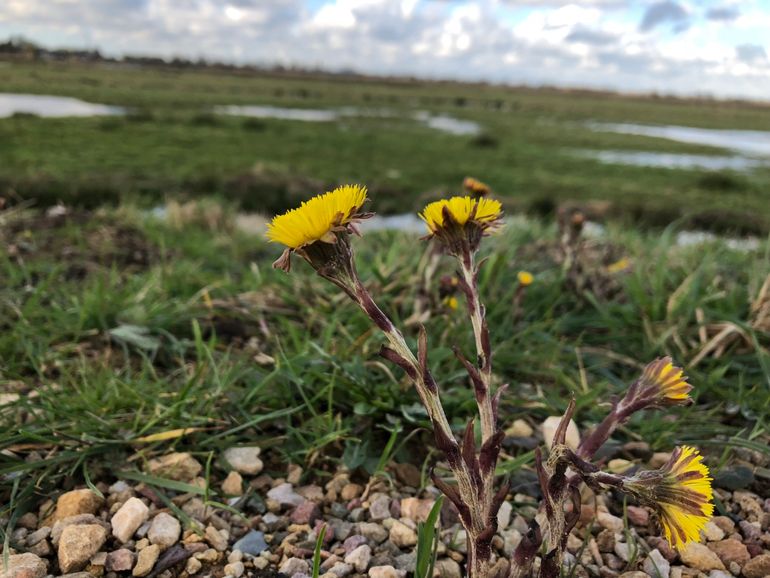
[
  {"x1": 109, "y1": 324, "x2": 161, "y2": 351},
  {"x1": 312, "y1": 524, "x2": 327, "y2": 578},
  {"x1": 133, "y1": 428, "x2": 205, "y2": 443},
  {"x1": 118, "y1": 471, "x2": 208, "y2": 495},
  {"x1": 342, "y1": 438, "x2": 371, "y2": 470},
  {"x1": 415, "y1": 495, "x2": 443, "y2": 578}
]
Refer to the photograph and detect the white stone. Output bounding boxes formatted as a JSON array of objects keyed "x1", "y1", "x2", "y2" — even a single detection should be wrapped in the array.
[
  {"x1": 541, "y1": 416, "x2": 580, "y2": 451},
  {"x1": 701, "y1": 521, "x2": 725, "y2": 542},
  {"x1": 279, "y1": 557, "x2": 310, "y2": 576},
  {"x1": 267, "y1": 483, "x2": 304, "y2": 507},
  {"x1": 596, "y1": 511, "x2": 624, "y2": 532},
  {"x1": 224, "y1": 561, "x2": 245, "y2": 577},
  {"x1": 111, "y1": 497, "x2": 150, "y2": 543},
  {"x1": 389, "y1": 520, "x2": 418, "y2": 548},
  {"x1": 505, "y1": 419, "x2": 534, "y2": 438},
  {"x1": 147, "y1": 512, "x2": 181, "y2": 548},
  {"x1": 223, "y1": 447, "x2": 264, "y2": 475},
  {"x1": 497, "y1": 501, "x2": 513, "y2": 530},
  {"x1": 368, "y1": 566, "x2": 406, "y2": 578},
  {"x1": 344, "y1": 544, "x2": 372, "y2": 573},
  {"x1": 644, "y1": 549, "x2": 671, "y2": 578}
]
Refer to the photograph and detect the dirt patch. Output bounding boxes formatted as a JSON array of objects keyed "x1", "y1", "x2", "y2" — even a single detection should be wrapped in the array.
[{"x1": 1, "y1": 207, "x2": 163, "y2": 280}]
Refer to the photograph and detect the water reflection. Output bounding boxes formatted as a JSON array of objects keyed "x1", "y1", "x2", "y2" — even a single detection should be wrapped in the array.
[
  {"x1": 0, "y1": 93, "x2": 123, "y2": 118},
  {"x1": 589, "y1": 122, "x2": 770, "y2": 157},
  {"x1": 215, "y1": 104, "x2": 482, "y2": 136},
  {"x1": 578, "y1": 150, "x2": 767, "y2": 171}
]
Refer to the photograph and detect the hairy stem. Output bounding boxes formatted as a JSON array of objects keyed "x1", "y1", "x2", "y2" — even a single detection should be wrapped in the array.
[
  {"x1": 458, "y1": 249, "x2": 496, "y2": 445},
  {"x1": 353, "y1": 280, "x2": 501, "y2": 575}
]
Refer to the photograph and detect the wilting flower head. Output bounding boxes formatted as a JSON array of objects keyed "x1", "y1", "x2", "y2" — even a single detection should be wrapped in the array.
[
  {"x1": 267, "y1": 185, "x2": 370, "y2": 290},
  {"x1": 463, "y1": 176, "x2": 491, "y2": 197},
  {"x1": 419, "y1": 196, "x2": 502, "y2": 254},
  {"x1": 624, "y1": 357, "x2": 693, "y2": 409},
  {"x1": 624, "y1": 446, "x2": 713, "y2": 549},
  {"x1": 518, "y1": 271, "x2": 534, "y2": 286}
]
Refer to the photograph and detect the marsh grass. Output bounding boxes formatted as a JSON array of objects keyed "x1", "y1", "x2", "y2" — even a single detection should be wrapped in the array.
[
  {"x1": 3, "y1": 62, "x2": 770, "y2": 230},
  {"x1": 1, "y1": 202, "x2": 769, "y2": 520}
]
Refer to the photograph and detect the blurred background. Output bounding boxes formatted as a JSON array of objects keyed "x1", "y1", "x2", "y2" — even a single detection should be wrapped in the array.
[{"x1": 1, "y1": 0, "x2": 770, "y2": 232}]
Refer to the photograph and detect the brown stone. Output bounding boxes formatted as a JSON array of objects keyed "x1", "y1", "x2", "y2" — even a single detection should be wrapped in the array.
[
  {"x1": 626, "y1": 506, "x2": 649, "y2": 527},
  {"x1": 596, "y1": 529, "x2": 615, "y2": 553},
  {"x1": 743, "y1": 554, "x2": 770, "y2": 578},
  {"x1": 707, "y1": 538, "x2": 750, "y2": 567},
  {"x1": 392, "y1": 462, "x2": 421, "y2": 487},
  {"x1": 678, "y1": 542, "x2": 725, "y2": 572},
  {"x1": 58, "y1": 524, "x2": 108, "y2": 573},
  {"x1": 399, "y1": 497, "x2": 435, "y2": 523},
  {"x1": 0, "y1": 553, "x2": 48, "y2": 578},
  {"x1": 221, "y1": 471, "x2": 243, "y2": 496},
  {"x1": 106, "y1": 549, "x2": 136, "y2": 572},
  {"x1": 146, "y1": 452, "x2": 202, "y2": 482},
  {"x1": 341, "y1": 483, "x2": 363, "y2": 501},
  {"x1": 54, "y1": 489, "x2": 104, "y2": 521},
  {"x1": 711, "y1": 516, "x2": 735, "y2": 535},
  {"x1": 132, "y1": 544, "x2": 160, "y2": 577}
]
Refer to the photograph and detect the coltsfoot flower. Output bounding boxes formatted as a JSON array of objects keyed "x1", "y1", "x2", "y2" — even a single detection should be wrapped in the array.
[
  {"x1": 267, "y1": 184, "x2": 368, "y2": 250},
  {"x1": 463, "y1": 176, "x2": 491, "y2": 197},
  {"x1": 634, "y1": 356, "x2": 693, "y2": 406},
  {"x1": 267, "y1": 184, "x2": 370, "y2": 276},
  {"x1": 420, "y1": 196, "x2": 503, "y2": 254},
  {"x1": 624, "y1": 446, "x2": 713, "y2": 549}
]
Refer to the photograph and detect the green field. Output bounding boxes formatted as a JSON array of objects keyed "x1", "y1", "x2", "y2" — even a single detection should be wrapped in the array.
[
  {"x1": 1, "y1": 201, "x2": 769, "y2": 500},
  {"x1": 3, "y1": 61, "x2": 770, "y2": 231}
]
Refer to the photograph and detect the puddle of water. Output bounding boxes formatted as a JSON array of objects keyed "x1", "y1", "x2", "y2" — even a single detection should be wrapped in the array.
[
  {"x1": 359, "y1": 213, "x2": 426, "y2": 233},
  {"x1": 675, "y1": 230, "x2": 761, "y2": 252},
  {"x1": 578, "y1": 150, "x2": 766, "y2": 171},
  {"x1": 589, "y1": 122, "x2": 770, "y2": 157},
  {"x1": 413, "y1": 111, "x2": 482, "y2": 136},
  {"x1": 215, "y1": 104, "x2": 482, "y2": 136},
  {"x1": 213, "y1": 104, "x2": 338, "y2": 122},
  {"x1": 0, "y1": 93, "x2": 124, "y2": 118}
]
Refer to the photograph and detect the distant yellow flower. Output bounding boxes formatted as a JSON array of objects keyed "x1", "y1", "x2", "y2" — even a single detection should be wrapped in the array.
[
  {"x1": 607, "y1": 257, "x2": 631, "y2": 274},
  {"x1": 517, "y1": 271, "x2": 534, "y2": 286},
  {"x1": 444, "y1": 296, "x2": 459, "y2": 310},
  {"x1": 626, "y1": 446, "x2": 713, "y2": 549},
  {"x1": 463, "y1": 176, "x2": 491, "y2": 197},
  {"x1": 637, "y1": 357, "x2": 692, "y2": 405},
  {"x1": 267, "y1": 184, "x2": 368, "y2": 250}
]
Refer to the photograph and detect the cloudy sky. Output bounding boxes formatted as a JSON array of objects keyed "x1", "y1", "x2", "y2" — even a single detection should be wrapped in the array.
[{"x1": 2, "y1": 0, "x2": 770, "y2": 100}]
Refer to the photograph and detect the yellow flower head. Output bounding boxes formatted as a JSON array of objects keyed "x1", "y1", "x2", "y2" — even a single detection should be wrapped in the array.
[
  {"x1": 444, "y1": 296, "x2": 459, "y2": 310},
  {"x1": 607, "y1": 257, "x2": 631, "y2": 274},
  {"x1": 626, "y1": 446, "x2": 713, "y2": 549},
  {"x1": 635, "y1": 357, "x2": 693, "y2": 406},
  {"x1": 267, "y1": 184, "x2": 369, "y2": 250},
  {"x1": 463, "y1": 176, "x2": 491, "y2": 197},
  {"x1": 420, "y1": 196, "x2": 502, "y2": 234},
  {"x1": 419, "y1": 196, "x2": 502, "y2": 254},
  {"x1": 517, "y1": 271, "x2": 534, "y2": 287}
]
